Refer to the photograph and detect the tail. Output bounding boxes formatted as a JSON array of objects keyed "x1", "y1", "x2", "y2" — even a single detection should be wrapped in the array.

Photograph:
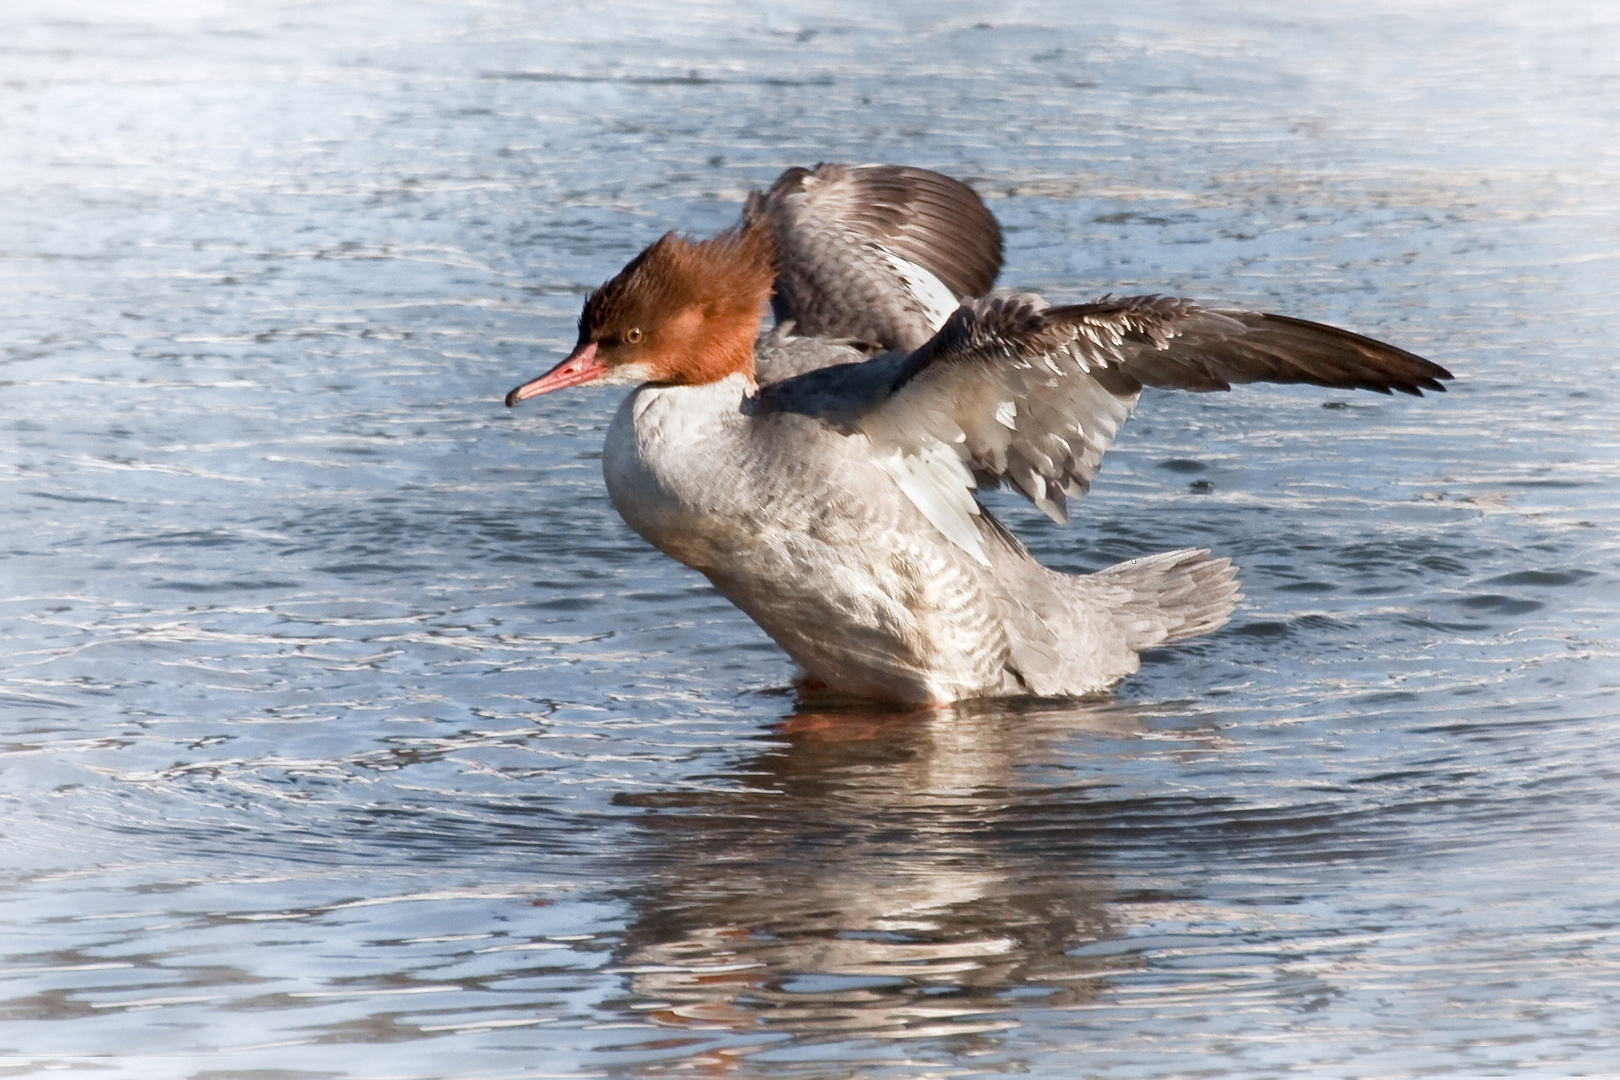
[{"x1": 1092, "y1": 548, "x2": 1242, "y2": 651}]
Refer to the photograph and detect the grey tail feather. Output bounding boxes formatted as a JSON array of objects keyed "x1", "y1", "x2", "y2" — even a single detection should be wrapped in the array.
[{"x1": 1092, "y1": 548, "x2": 1242, "y2": 651}]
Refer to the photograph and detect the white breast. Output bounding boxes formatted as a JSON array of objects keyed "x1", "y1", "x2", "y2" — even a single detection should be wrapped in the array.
[
  {"x1": 602, "y1": 375, "x2": 757, "y2": 572},
  {"x1": 598, "y1": 374, "x2": 1014, "y2": 703}
]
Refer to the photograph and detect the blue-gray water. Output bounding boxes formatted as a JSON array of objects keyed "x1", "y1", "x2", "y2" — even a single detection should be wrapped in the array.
[{"x1": 3, "y1": 1, "x2": 1618, "y2": 1076}]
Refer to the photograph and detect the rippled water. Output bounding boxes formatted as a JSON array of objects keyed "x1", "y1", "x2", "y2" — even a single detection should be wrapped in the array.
[{"x1": 3, "y1": 1, "x2": 1619, "y2": 1076}]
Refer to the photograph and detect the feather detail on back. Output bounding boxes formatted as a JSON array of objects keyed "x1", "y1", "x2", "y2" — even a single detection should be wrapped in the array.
[{"x1": 874, "y1": 444, "x2": 989, "y2": 566}]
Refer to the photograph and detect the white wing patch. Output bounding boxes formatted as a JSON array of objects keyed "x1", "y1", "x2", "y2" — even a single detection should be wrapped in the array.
[
  {"x1": 879, "y1": 248, "x2": 960, "y2": 332},
  {"x1": 875, "y1": 442, "x2": 989, "y2": 566}
]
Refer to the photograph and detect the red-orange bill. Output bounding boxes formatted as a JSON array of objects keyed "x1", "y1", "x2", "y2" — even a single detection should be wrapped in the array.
[{"x1": 505, "y1": 342, "x2": 605, "y2": 406}]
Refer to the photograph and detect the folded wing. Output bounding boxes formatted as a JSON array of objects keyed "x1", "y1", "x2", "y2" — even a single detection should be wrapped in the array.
[
  {"x1": 744, "y1": 163, "x2": 1003, "y2": 352},
  {"x1": 856, "y1": 293, "x2": 1452, "y2": 564}
]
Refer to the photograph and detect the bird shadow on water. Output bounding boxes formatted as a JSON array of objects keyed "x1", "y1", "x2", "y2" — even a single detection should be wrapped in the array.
[{"x1": 597, "y1": 693, "x2": 1284, "y2": 1067}]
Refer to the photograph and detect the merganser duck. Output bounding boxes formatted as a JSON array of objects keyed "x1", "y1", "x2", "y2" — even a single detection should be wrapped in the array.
[{"x1": 507, "y1": 164, "x2": 1451, "y2": 705}]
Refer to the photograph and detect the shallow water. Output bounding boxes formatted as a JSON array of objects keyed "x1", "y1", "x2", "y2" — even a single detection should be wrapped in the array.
[{"x1": 3, "y1": 0, "x2": 1619, "y2": 1076}]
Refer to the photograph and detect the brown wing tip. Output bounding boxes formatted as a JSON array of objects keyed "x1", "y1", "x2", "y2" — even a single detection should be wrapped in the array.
[{"x1": 1250, "y1": 311, "x2": 1454, "y2": 396}]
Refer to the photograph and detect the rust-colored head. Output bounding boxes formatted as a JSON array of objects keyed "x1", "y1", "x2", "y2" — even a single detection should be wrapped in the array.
[{"x1": 505, "y1": 224, "x2": 774, "y2": 405}]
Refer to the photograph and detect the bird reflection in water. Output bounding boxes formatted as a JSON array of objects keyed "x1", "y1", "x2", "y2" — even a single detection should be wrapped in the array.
[{"x1": 608, "y1": 697, "x2": 1168, "y2": 1056}]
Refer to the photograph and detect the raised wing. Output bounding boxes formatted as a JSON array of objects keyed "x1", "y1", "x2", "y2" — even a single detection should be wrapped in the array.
[
  {"x1": 854, "y1": 293, "x2": 1452, "y2": 564},
  {"x1": 743, "y1": 163, "x2": 1003, "y2": 352},
  {"x1": 1063, "y1": 294, "x2": 1452, "y2": 396}
]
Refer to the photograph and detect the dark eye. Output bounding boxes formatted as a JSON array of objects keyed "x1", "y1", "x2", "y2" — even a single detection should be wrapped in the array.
[{"x1": 624, "y1": 327, "x2": 643, "y2": 344}]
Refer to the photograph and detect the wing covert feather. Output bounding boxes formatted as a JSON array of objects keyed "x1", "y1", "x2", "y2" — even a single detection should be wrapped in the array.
[{"x1": 857, "y1": 293, "x2": 1140, "y2": 526}]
